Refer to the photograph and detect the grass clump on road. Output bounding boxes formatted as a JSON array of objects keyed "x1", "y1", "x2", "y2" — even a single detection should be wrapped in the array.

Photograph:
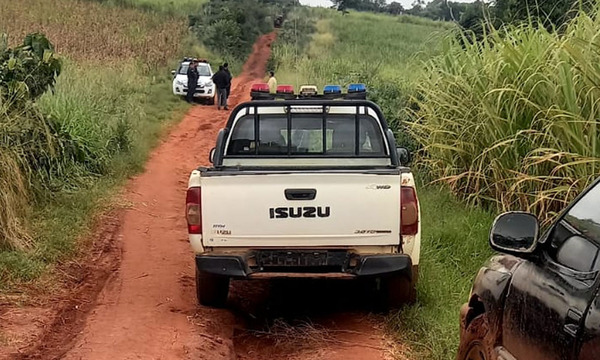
[{"x1": 410, "y1": 4, "x2": 600, "y2": 224}]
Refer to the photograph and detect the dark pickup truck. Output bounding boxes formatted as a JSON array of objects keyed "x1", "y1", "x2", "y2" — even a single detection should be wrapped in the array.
[{"x1": 459, "y1": 177, "x2": 600, "y2": 360}]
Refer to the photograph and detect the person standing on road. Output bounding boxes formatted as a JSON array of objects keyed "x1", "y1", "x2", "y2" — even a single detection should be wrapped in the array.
[
  {"x1": 186, "y1": 59, "x2": 199, "y2": 104},
  {"x1": 212, "y1": 65, "x2": 229, "y2": 110},
  {"x1": 223, "y1": 62, "x2": 232, "y2": 100},
  {"x1": 267, "y1": 71, "x2": 277, "y2": 94}
]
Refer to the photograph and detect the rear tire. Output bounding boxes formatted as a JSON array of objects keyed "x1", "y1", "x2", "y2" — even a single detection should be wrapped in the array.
[
  {"x1": 195, "y1": 268, "x2": 230, "y2": 307},
  {"x1": 382, "y1": 265, "x2": 418, "y2": 309}
]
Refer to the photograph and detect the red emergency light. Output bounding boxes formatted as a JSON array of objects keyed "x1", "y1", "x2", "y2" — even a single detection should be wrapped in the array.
[
  {"x1": 276, "y1": 85, "x2": 295, "y2": 94},
  {"x1": 251, "y1": 83, "x2": 270, "y2": 93}
]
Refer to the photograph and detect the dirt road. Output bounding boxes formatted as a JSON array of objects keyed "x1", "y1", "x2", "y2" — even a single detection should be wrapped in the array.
[{"x1": 1, "y1": 33, "x2": 398, "y2": 360}]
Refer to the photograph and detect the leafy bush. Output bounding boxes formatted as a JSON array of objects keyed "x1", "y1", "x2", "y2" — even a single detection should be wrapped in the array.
[
  {"x1": 0, "y1": 33, "x2": 63, "y2": 250},
  {"x1": 0, "y1": 33, "x2": 61, "y2": 101}
]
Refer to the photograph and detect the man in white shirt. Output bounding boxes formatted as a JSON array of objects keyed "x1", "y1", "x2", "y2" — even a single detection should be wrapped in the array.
[{"x1": 267, "y1": 71, "x2": 277, "y2": 94}]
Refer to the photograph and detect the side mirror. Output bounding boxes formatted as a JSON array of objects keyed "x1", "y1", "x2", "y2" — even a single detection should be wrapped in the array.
[
  {"x1": 396, "y1": 147, "x2": 411, "y2": 166},
  {"x1": 209, "y1": 148, "x2": 216, "y2": 164},
  {"x1": 490, "y1": 212, "x2": 539, "y2": 255},
  {"x1": 171, "y1": 70, "x2": 176, "y2": 76}
]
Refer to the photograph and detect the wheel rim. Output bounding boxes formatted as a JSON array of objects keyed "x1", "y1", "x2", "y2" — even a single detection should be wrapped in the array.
[{"x1": 464, "y1": 342, "x2": 487, "y2": 360}]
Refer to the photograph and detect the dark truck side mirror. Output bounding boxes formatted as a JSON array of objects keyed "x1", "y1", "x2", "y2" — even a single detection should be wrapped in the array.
[
  {"x1": 490, "y1": 212, "x2": 540, "y2": 255},
  {"x1": 396, "y1": 147, "x2": 411, "y2": 166}
]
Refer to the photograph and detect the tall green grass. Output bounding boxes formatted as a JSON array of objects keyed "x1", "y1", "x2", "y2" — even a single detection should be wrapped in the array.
[{"x1": 410, "y1": 7, "x2": 600, "y2": 223}]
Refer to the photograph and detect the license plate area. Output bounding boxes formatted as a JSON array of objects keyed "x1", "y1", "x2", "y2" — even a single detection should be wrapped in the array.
[{"x1": 255, "y1": 250, "x2": 349, "y2": 272}]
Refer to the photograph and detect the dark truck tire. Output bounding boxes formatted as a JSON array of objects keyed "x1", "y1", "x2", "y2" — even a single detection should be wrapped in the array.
[
  {"x1": 207, "y1": 95, "x2": 215, "y2": 105},
  {"x1": 195, "y1": 268, "x2": 230, "y2": 307},
  {"x1": 456, "y1": 314, "x2": 494, "y2": 360},
  {"x1": 382, "y1": 265, "x2": 418, "y2": 309}
]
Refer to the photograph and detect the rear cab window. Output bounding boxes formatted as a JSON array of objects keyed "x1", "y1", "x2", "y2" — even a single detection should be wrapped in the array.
[{"x1": 224, "y1": 105, "x2": 390, "y2": 167}]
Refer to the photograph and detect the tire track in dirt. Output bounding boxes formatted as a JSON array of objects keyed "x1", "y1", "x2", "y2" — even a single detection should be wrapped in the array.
[{"x1": 2, "y1": 31, "x2": 400, "y2": 360}]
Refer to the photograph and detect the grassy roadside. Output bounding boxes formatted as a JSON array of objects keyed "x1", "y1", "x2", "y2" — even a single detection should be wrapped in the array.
[
  {"x1": 0, "y1": 0, "x2": 194, "y2": 291},
  {"x1": 0, "y1": 64, "x2": 190, "y2": 290},
  {"x1": 388, "y1": 185, "x2": 495, "y2": 359}
]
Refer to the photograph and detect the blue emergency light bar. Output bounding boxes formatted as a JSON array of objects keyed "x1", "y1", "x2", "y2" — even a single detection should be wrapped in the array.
[
  {"x1": 323, "y1": 85, "x2": 342, "y2": 94},
  {"x1": 348, "y1": 83, "x2": 366, "y2": 93}
]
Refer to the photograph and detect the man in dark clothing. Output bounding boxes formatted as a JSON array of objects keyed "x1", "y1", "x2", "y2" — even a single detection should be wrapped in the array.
[
  {"x1": 212, "y1": 65, "x2": 229, "y2": 110},
  {"x1": 223, "y1": 62, "x2": 232, "y2": 99},
  {"x1": 186, "y1": 60, "x2": 199, "y2": 103}
]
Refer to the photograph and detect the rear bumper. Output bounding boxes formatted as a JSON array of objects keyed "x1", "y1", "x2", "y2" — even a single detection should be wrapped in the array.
[{"x1": 195, "y1": 252, "x2": 412, "y2": 279}]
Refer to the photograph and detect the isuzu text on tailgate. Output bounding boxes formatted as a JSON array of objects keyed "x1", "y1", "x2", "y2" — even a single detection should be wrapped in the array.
[{"x1": 185, "y1": 83, "x2": 421, "y2": 309}]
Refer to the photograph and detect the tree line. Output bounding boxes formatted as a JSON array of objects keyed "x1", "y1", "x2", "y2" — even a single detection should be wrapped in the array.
[
  {"x1": 189, "y1": 0, "x2": 298, "y2": 61},
  {"x1": 331, "y1": 0, "x2": 595, "y2": 32}
]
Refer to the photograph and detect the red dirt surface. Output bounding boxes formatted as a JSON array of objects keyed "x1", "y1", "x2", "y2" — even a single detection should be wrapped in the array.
[{"x1": 0, "y1": 32, "x2": 399, "y2": 360}]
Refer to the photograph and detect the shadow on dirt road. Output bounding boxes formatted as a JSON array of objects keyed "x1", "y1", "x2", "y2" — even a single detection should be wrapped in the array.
[{"x1": 227, "y1": 279, "x2": 394, "y2": 360}]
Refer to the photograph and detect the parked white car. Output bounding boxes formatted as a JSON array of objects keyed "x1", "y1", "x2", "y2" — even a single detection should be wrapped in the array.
[{"x1": 171, "y1": 59, "x2": 215, "y2": 104}]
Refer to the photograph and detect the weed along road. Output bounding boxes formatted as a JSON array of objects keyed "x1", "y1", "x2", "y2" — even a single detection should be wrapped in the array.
[{"x1": 13, "y1": 33, "x2": 395, "y2": 360}]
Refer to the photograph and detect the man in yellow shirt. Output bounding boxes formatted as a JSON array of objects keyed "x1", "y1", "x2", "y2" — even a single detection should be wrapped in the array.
[{"x1": 267, "y1": 71, "x2": 277, "y2": 94}]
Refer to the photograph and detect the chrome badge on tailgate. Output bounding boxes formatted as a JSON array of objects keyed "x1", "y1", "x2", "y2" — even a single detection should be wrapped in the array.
[{"x1": 269, "y1": 206, "x2": 331, "y2": 219}]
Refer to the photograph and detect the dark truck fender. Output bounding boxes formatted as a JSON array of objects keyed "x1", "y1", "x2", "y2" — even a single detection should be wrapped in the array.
[{"x1": 462, "y1": 255, "x2": 524, "y2": 342}]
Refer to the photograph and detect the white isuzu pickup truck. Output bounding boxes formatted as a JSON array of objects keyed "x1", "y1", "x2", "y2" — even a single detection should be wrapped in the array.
[{"x1": 186, "y1": 84, "x2": 421, "y2": 309}]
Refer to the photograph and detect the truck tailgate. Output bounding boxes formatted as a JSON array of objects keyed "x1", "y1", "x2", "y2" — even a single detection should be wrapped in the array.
[{"x1": 200, "y1": 173, "x2": 401, "y2": 247}]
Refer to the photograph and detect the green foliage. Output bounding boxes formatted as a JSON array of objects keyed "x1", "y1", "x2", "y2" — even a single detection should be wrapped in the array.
[
  {"x1": 494, "y1": 0, "x2": 593, "y2": 29},
  {"x1": 190, "y1": 0, "x2": 295, "y2": 61},
  {"x1": 406, "y1": 0, "x2": 474, "y2": 22},
  {"x1": 410, "y1": 4, "x2": 600, "y2": 224},
  {"x1": 457, "y1": 0, "x2": 596, "y2": 41},
  {"x1": 0, "y1": 0, "x2": 190, "y2": 286},
  {"x1": 0, "y1": 33, "x2": 63, "y2": 251},
  {"x1": 332, "y1": 0, "x2": 386, "y2": 12},
  {"x1": 267, "y1": 6, "x2": 317, "y2": 72},
  {"x1": 0, "y1": 33, "x2": 61, "y2": 101}
]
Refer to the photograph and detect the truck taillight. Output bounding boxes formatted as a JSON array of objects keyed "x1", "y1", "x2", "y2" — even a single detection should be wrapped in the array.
[
  {"x1": 186, "y1": 187, "x2": 202, "y2": 234},
  {"x1": 401, "y1": 186, "x2": 419, "y2": 235}
]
